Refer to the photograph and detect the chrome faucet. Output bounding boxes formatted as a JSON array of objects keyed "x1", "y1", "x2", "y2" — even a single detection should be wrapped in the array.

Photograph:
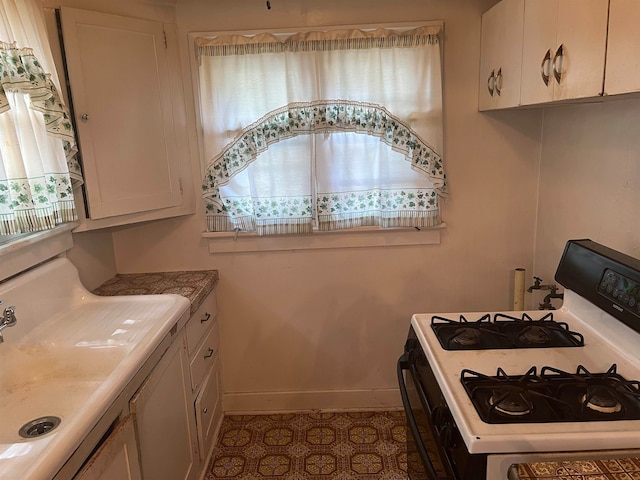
[{"x1": 0, "y1": 302, "x2": 17, "y2": 343}]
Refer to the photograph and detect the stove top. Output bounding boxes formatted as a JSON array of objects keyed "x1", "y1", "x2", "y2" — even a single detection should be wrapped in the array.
[
  {"x1": 461, "y1": 364, "x2": 640, "y2": 424},
  {"x1": 431, "y1": 312, "x2": 584, "y2": 350},
  {"x1": 409, "y1": 240, "x2": 640, "y2": 454}
]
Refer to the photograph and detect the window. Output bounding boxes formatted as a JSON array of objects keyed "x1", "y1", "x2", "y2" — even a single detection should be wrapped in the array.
[
  {"x1": 196, "y1": 25, "x2": 445, "y2": 236},
  {"x1": 0, "y1": 0, "x2": 82, "y2": 237}
]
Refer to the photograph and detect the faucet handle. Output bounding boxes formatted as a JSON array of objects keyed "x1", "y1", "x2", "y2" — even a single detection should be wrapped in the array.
[{"x1": 2, "y1": 306, "x2": 16, "y2": 326}]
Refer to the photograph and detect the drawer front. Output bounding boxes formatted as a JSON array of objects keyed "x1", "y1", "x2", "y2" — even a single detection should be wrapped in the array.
[
  {"x1": 195, "y1": 363, "x2": 221, "y2": 461},
  {"x1": 189, "y1": 322, "x2": 219, "y2": 391},
  {"x1": 185, "y1": 291, "x2": 218, "y2": 356}
]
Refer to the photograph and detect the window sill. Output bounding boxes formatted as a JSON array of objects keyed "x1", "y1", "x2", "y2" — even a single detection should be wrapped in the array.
[
  {"x1": 202, "y1": 224, "x2": 444, "y2": 254},
  {"x1": 0, "y1": 223, "x2": 78, "y2": 282}
]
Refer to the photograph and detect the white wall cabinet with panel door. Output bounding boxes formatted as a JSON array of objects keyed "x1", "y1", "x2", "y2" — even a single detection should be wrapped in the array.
[
  {"x1": 58, "y1": 8, "x2": 193, "y2": 230},
  {"x1": 605, "y1": 0, "x2": 640, "y2": 96},
  {"x1": 520, "y1": 0, "x2": 608, "y2": 106},
  {"x1": 478, "y1": 0, "x2": 525, "y2": 111}
]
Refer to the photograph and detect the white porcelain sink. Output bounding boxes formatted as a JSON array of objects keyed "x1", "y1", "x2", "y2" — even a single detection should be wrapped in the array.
[{"x1": 0, "y1": 257, "x2": 190, "y2": 480}]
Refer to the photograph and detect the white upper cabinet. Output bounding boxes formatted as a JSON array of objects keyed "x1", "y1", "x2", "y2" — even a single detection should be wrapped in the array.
[
  {"x1": 605, "y1": 0, "x2": 640, "y2": 96},
  {"x1": 59, "y1": 8, "x2": 193, "y2": 227},
  {"x1": 520, "y1": 0, "x2": 609, "y2": 105},
  {"x1": 478, "y1": 0, "x2": 525, "y2": 111}
]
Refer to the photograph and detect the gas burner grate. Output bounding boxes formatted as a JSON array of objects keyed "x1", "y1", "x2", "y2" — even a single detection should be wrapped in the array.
[
  {"x1": 461, "y1": 364, "x2": 640, "y2": 424},
  {"x1": 431, "y1": 312, "x2": 584, "y2": 350}
]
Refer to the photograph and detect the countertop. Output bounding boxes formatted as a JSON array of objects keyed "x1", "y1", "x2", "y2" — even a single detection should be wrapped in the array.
[
  {"x1": 513, "y1": 457, "x2": 640, "y2": 479},
  {"x1": 92, "y1": 270, "x2": 218, "y2": 315}
]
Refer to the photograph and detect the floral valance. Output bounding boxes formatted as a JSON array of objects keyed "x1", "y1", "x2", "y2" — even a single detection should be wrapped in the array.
[
  {"x1": 196, "y1": 25, "x2": 441, "y2": 57},
  {"x1": 202, "y1": 100, "x2": 447, "y2": 231},
  {"x1": 0, "y1": 42, "x2": 81, "y2": 185}
]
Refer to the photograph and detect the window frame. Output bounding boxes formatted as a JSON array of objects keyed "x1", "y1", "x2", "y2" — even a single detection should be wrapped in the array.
[{"x1": 188, "y1": 20, "x2": 445, "y2": 252}]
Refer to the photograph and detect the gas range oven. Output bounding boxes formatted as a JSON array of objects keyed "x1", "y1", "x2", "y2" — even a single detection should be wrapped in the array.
[{"x1": 397, "y1": 239, "x2": 640, "y2": 479}]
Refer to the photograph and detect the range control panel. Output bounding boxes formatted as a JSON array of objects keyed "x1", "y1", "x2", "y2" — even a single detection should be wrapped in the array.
[{"x1": 599, "y1": 268, "x2": 640, "y2": 316}]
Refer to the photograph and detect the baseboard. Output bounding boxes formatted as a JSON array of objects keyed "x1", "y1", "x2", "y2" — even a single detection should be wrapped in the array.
[{"x1": 222, "y1": 388, "x2": 402, "y2": 414}]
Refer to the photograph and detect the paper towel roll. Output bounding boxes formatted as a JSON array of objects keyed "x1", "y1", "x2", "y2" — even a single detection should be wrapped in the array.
[{"x1": 513, "y1": 268, "x2": 526, "y2": 311}]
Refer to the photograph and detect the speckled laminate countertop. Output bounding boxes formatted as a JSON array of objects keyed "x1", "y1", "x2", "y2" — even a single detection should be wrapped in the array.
[
  {"x1": 92, "y1": 270, "x2": 218, "y2": 315},
  {"x1": 513, "y1": 457, "x2": 640, "y2": 479}
]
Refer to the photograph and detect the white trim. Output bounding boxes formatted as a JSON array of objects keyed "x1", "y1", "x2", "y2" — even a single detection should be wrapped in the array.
[
  {"x1": 0, "y1": 222, "x2": 77, "y2": 282},
  {"x1": 203, "y1": 224, "x2": 443, "y2": 254},
  {"x1": 222, "y1": 388, "x2": 402, "y2": 414}
]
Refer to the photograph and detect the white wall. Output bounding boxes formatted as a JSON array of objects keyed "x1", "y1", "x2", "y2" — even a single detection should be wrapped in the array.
[
  {"x1": 109, "y1": 0, "x2": 543, "y2": 412},
  {"x1": 533, "y1": 97, "x2": 640, "y2": 282},
  {"x1": 66, "y1": 230, "x2": 117, "y2": 290}
]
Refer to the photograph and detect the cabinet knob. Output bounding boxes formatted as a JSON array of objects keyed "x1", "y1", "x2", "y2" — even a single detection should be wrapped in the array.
[
  {"x1": 81, "y1": 113, "x2": 90, "y2": 122},
  {"x1": 203, "y1": 407, "x2": 208, "y2": 414},
  {"x1": 200, "y1": 312, "x2": 211, "y2": 324}
]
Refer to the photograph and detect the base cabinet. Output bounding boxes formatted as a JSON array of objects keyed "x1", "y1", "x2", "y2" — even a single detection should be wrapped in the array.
[
  {"x1": 130, "y1": 336, "x2": 198, "y2": 480},
  {"x1": 74, "y1": 416, "x2": 141, "y2": 480},
  {"x1": 185, "y1": 291, "x2": 223, "y2": 463},
  {"x1": 195, "y1": 362, "x2": 222, "y2": 462},
  {"x1": 72, "y1": 289, "x2": 222, "y2": 480}
]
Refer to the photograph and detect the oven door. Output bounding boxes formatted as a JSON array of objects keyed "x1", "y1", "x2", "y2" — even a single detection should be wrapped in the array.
[
  {"x1": 398, "y1": 349, "x2": 452, "y2": 479},
  {"x1": 397, "y1": 329, "x2": 487, "y2": 480}
]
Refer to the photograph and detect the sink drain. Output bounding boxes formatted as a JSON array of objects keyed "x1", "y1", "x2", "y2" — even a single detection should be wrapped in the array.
[{"x1": 19, "y1": 416, "x2": 61, "y2": 438}]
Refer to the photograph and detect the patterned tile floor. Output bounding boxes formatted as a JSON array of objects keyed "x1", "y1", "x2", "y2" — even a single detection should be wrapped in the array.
[{"x1": 204, "y1": 410, "x2": 408, "y2": 480}]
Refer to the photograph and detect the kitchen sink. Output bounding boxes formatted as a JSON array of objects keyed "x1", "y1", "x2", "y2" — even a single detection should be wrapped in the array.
[{"x1": 0, "y1": 257, "x2": 190, "y2": 480}]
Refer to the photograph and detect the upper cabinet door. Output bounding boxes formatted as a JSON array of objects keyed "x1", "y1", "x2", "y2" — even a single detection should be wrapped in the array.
[
  {"x1": 478, "y1": 0, "x2": 525, "y2": 111},
  {"x1": 553, "y1": 0, "x2": 608, "y2": 101},
  {"x1": 605, "y1": 0, "x2": 640, "y2": 96},
  {"x1": 479, "y1": 4, "x2": 500, "y2": 111},
  {"x1": 60, "y1": 8, "x2": 183, "y2": 219},
  {"x1": 520, "y1": 0, "x2": 558, "y2": 105},
  {"x1": 521, "y1": 0, "x2": 608, "y2": 105}
]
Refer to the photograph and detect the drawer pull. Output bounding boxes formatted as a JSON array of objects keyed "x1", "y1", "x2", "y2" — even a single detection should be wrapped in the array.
[
  {"x1": 200, "y1": 312, "x2": 211, "y2": 324},
  {"x1": 204, "y1": 347, "x2": 214, "y2": 359}
]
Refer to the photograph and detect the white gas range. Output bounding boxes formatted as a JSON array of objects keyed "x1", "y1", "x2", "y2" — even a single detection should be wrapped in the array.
[{"x1": 398, "y1": 240, "x2": 640, "y2": 480}]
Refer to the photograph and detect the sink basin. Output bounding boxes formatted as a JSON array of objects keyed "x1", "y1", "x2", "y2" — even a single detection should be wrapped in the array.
[
  {"x1": 0, "y1": 343, "x2": 123, "y2": 444},
  {"x1": 0, "y1": 258, "x2": 190, "y2": 479}
]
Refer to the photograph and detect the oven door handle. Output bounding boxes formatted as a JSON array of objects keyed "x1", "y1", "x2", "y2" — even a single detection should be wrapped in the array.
[{"x1": 397, "y1": 352, "x2": 448, "y2": 480}]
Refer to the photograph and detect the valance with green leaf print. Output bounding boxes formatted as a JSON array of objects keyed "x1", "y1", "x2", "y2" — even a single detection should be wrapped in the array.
[
  {"x1": 202, "y1": 100, "x2": 447, "y2": 234},
  {"x1": 0, "y1": 42, "x2": 81, "y2": 183},
  {"x1": 0, "y1": 37, "x2": 82, "y2": 235}
]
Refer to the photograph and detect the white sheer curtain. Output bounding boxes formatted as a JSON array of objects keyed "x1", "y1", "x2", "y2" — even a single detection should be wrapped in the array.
[
  {"x1": 198, "y1": 26, "x2": 446, "y2": 235},
  {"x1": 0, "y1": 0, "x2": 81, "y2": 235}
]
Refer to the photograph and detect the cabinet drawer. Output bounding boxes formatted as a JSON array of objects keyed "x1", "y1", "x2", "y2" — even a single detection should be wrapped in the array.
[
  {"x1": 185, "y1": 292, "x2": 217, "y2": 356},
  {"x1": 195, "y1": 363, "x2": 221, "y2": 461},
  {"x1": 189, "y1": 323, "x2": 219, "y2": 391}
]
